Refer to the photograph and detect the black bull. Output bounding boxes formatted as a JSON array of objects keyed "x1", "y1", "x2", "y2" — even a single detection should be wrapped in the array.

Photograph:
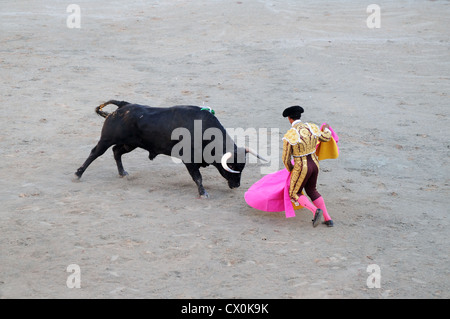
[{"x1": 74, "y1": 100, "x2": 266, "y2": 198}]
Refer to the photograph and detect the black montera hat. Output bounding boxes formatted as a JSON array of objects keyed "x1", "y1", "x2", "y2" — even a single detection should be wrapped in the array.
[{"x1": 282, "y1": 105, "x2": 304, "y2": 118}]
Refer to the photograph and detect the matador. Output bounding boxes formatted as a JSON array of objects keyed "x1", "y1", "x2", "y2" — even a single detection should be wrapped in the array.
[{"x1": 282, "y1": 105, "x2": 334, "y2": 227}]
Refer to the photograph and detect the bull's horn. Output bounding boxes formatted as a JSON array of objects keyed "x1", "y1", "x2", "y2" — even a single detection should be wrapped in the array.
[
  {"x1": 221, "y1": 152, "x2": 240, "y2": 174},
  {"x1": 245, "y1": 147, "x2": 269, "y2": 162}
]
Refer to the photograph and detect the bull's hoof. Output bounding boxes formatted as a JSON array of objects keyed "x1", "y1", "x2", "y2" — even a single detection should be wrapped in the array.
[
  {"x1": 199, "y1": 192, "x2": 209, "y2": 199},
  {"x1": 119, "y1": 171, "x2": 129, "y2": 178},
  {"x1": 72, "y1": 173, "x2": 81, "y2": 182}
]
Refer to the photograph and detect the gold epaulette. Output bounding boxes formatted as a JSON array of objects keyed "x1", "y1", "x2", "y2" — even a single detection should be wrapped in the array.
[
  {"x1": 307, "y1": 123, "x2": 322, "y2": 137},
  {"x1": 282, "y1": 128, "x2": 301, "y2": 145}
]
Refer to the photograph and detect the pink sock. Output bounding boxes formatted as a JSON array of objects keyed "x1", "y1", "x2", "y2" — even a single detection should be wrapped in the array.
[
  {"x1": 313, "y1": 196, "x2": 331, "y2": 221},
  {"x1": 297, "y1": 195, "x2": 317, "y2": 214}
]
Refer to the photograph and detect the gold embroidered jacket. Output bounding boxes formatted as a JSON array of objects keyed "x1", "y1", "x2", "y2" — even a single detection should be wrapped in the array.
[{"x1": 282, "y1": 121, "x2": 332, "y2": 201}]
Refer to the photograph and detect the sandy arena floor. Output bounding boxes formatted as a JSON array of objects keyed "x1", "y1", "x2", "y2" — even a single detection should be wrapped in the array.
[{"x1": 1, "y1": 0, "x2": 449, "y2": 298}]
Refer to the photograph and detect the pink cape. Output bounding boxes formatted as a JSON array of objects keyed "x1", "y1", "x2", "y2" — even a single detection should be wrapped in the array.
[
  {"x1": 244, "y1": 124, "x2": 338, "y2": 218},
  {"x1": 244, "y1": 167, "x2": 297, "y2": 218}
]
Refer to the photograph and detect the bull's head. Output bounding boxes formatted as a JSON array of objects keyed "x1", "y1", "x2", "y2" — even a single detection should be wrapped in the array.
[{"x1": 220, "y1": 147, "x2": 267, "y2": 189}]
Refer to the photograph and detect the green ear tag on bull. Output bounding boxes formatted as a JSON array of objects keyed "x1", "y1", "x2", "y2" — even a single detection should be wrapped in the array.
[{"x1": 201, "y1": 106, "x2": 215, "y2": 115}]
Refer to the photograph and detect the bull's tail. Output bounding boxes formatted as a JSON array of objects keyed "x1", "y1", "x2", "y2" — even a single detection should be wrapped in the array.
[{"x1": 95, "y1": 100, "x2": 131, "y2": 118}]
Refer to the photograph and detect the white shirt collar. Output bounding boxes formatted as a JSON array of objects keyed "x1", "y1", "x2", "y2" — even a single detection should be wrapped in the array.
[{"x1": 291, "y1": 119, "x2": 302, "y2": 126}]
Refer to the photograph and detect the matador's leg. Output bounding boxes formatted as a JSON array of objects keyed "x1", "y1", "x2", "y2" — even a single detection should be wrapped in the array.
[
  {"x1": 297, "y1": 195, "x2": 322, "y2": 227},
  {"x1": 289, "y1": 157, "x2": 308, "y2": 202},
  {"x1": 313, "y1": 197, "x2": 333, "y2": 227}
]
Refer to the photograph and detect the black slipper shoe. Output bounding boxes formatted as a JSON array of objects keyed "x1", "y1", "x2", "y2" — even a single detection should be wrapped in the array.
[
  {"x1": 312, "y1": 209, "x2": 323, "y2": 227},
  {"x1": 323, "y1": 220, "x2": 334, "y2": 227}
]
